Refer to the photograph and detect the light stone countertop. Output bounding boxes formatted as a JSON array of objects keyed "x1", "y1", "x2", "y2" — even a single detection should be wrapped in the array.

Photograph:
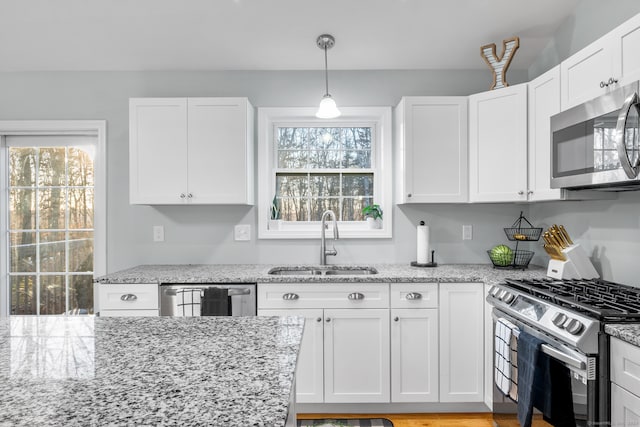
[
  {"x1": 95, "y1": 263, "x2": 547, "y2": 286},
  {"x1": 605, "y1": 324, "x2": 640, "y2": 348},
  {"x1": 0, "y1": 315, "x2": 304, "y2": 427}
]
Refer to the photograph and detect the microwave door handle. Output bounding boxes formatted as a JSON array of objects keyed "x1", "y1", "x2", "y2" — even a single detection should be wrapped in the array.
[{"x1": 615, "y1": 91, "x2": 640, "y2": 179}]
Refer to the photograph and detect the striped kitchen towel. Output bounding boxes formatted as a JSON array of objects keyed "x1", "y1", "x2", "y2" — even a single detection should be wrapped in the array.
[{"x1": 495, "y1": 317, "x2": 519, "y2": 398}]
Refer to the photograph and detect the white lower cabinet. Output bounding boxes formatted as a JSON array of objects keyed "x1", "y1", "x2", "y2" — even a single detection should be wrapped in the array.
[
  {"x1": 391, "y1": 308, "x2": 438, "y2": 402},
  {"x1": 439, "y1": 282, "x2": 484, "y2": 402},
  {"x1": 97, "y1": 283, "x2": 159, "y2": 316},
  {"x1": 324, "y1": 308, "x2": 390, "y2": 403},
  {"x1": 611, "y1": 337, "x2": 640, "y2": 426}
]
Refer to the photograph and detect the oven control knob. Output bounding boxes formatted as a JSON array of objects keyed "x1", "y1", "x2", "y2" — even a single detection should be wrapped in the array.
[
  {"x1": 552, "y1": 312, "x2": 568, "y2": 328},
  {"x1": 502, "y1": 292, "x2": 515, "y2": 304},
  {"x1": 565, "y1": 319, "x2": 584, "y2": 335},
  {"x1": 498, "y1": 290, "x2": 508, "y2": 300},
  {"x1": 491, "y1": 287, "x2": 502, "y2": 297}
]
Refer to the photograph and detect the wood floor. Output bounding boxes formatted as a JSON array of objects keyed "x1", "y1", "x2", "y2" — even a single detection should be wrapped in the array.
[{"x1": 298, "y1": 413, "x2": 552, "y2": 427}]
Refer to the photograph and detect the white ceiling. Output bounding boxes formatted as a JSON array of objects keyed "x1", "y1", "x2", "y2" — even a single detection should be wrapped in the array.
[{"x1": 0, "y1": 0, "x2": 580, "y2": 72}]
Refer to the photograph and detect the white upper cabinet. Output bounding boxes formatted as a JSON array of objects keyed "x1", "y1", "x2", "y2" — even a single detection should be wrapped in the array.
[
  {"x1": 129, "y1": 97, "x2": 254, "y2": 205},
  {"x1": 395, "y1": 97, "x2": 468, "y2": 203},
  {"x1": 469, "y1": 84, "x2": 528, "y2": 202},
  {"x1": 561, "y1": 13, "x2": 640, "y2": 110},
  {"x1": 527, "y1": 66, "x2": 563, "y2": 201}
]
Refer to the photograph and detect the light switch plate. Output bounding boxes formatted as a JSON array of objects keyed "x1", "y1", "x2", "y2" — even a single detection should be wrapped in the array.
[
  {"x1": 462, "y1": 225, "x2": 472, "y2": 240},
  {"x1": 153, "y1": 225, "x2": 165, "y2": 242},
  {"x1": 234, "y1": 224, "x2": 251, "y2": 241}
]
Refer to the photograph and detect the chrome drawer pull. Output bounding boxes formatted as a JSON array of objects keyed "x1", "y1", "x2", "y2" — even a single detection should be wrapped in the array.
[
  {"x1": 282, "y1": 293, "x2": 299, "y2": 301},
  {"x1": 406, "y1": 292, "x2": 422, "y2": 300},
  {"x1": 348, "y1": 292, "x2": 365, "y2": 301},
  {"x1": 120, "y1": 294, "x2": 138, "y2": 302}
]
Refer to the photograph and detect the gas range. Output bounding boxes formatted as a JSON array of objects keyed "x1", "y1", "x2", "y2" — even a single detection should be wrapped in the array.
[{"x1": 488, "y1": 278, "x2": 640, "y2": 353}]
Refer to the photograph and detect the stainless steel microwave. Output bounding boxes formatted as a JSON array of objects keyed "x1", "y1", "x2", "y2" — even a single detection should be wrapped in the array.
[{"x1": 551, "y1": 80, "x2": 640, "y2": 190}]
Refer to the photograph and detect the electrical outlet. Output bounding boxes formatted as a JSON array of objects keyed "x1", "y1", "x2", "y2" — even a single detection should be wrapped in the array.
[
  {"x1": 462, "y1": 225, "x2": 473, "y2": 240},
  {"x1": 153, "y1": 225, "x2": 164, "y2": 242},
  {"x1": 234, "y1": 224, "x2": 251, "y2": 241}
]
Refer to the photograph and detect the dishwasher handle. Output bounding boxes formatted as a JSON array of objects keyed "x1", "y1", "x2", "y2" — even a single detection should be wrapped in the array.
[{"x1": 164, "y1": 287, "x2": 252, "y2": 297}]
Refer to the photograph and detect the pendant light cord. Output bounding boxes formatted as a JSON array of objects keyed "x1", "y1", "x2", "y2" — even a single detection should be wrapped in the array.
[{"x1": 324, "y1": 45, "x2": 329, "y2": 96}]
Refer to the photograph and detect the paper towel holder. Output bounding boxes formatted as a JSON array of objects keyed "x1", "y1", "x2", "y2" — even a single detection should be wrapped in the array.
[{"x1": 411, "y1": 250, "x2": 437, "y2": 268}]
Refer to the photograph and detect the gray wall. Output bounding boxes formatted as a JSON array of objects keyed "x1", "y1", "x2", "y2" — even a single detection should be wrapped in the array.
[
  {"x1": 528, "y1": 0, "x2": 640, "y2": 79},
  {"x1": 527, "y1": 1, "x2": 640, "y2": 286},
  {"x1": 0, "y1": 70, "x2": 529, "y2": 273}
]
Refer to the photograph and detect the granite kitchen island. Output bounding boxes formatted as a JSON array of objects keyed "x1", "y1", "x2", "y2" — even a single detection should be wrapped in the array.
[{"x1": 0, "y1": 315, "x2": 304, "y2": 426}]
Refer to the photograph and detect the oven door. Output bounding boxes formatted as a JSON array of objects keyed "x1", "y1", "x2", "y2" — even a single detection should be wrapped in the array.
[
  {"x1": 492, "y1": 309, "x2": 596, "y2": 427},
  {"x1": 159, "y1": 284, "x2": 256, "y2": 317},
  {"x1": 551, "y1": 80, "x2": 640, "y2": 189}
]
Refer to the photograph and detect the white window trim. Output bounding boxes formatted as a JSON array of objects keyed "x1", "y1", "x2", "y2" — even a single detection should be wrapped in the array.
[
  {"x1": 0, "y1": 120, "x2": 107, "y2": 317},
  {"x1": 257, "y1": 107, "x2": 392, "y2": 239}
]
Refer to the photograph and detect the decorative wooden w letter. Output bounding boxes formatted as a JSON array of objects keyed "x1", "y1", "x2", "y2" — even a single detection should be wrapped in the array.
[{"x1": 480, "y1": 36, "x2": 520, "y2": 90}]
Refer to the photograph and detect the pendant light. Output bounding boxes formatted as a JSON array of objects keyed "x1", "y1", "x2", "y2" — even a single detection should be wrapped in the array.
[{"x1": 316, "y1": 34, "x2": 341, "y2": 119}]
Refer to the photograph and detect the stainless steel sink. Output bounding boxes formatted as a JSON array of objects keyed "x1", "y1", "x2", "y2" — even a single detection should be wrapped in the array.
[{"x1": 267, "y1": 266, "x2": 378, "y2": 276}]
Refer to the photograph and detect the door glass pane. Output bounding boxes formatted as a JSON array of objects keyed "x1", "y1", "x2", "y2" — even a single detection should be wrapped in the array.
[
  {"x1": 9, "y1": 148, "x2": 37, "y2": 187},
  {"x1": 69, "y1": 232, "x2": 93, "y2": 272},
  {"x1": 10, "y1": 232, "x2": 36, "y2": 272},
  {"x1": 10, "y1": 275, "x2": 37, "y2": 315},
  {"x1": 40, "y1": 232, "x2": 66, "y2": 273},
  {"x1": 40, "y1": 275, "x2": 66, "y2": 315},
  {"x1": 69, "y1": 275, "x2": 93, "y2": 314},
  {"x1": 9, "y1": 189, "x2": 36, "y2": 230},
  {"x1": 38, "y1": 147, "x2": 66, "y2": 187},
  {"x1": 39, "y1": 188, "x2": 66, "y2": 229},
  {"x1": 68, "y1": 189, "x2": 94, "y2": 229}
]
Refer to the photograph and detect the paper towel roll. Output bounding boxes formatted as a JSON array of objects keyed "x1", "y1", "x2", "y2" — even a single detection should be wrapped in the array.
[{"x1": 417, "y1": 223, "x2": 430, "y2": 264}]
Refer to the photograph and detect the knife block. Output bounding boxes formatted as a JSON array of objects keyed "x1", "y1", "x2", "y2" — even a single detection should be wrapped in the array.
[{"x1": 546, "y1": 243, "x2": 599, "y2": 280}]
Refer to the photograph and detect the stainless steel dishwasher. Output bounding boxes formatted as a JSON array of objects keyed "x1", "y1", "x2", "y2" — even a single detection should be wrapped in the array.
[{"x1": 159, "y1": 283, "x2": 256, "y2": 316}]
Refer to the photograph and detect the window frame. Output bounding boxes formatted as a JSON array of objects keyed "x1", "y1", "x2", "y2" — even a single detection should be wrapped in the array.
[
  {"x1": 257, "y1": 107, "x2": 392, "y2": 239},
  {"x1": 0, "y1": 120, "x2": 106, "y2": 317}
]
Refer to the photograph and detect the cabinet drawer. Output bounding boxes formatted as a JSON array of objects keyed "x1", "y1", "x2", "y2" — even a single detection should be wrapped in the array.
[
  {"x1": 258, "y1": 283, "x2": 389, "y2": 309},
  {"x1": 390, "y1": 283, "x2": 438, "y2": 308},
  {"x1": 611, "y1": 337, "x2": 640, "y2": 397},
  {"x1": 98, "y1": 283, "x2": 159, "y2": 311}
]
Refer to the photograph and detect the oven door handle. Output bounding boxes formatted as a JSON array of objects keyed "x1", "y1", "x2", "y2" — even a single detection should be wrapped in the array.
[{"x1": 540, "y1": 343, "x2": 586, "y2": 370}]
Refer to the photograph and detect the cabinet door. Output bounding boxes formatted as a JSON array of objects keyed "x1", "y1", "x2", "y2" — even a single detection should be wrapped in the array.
[
  {"x1": 527, "y1": 66, "x2": 563, "y2": 201},
  {"x1": 439, "y1": 283, "x2": 484, "y2": 402},
  {"x1": 324, "y1": 308, "x2": 390, "y2": 403},
  {"x1": 259, "y1": 309, "x2": 324, "y2": 403},
  {"x1": 395, "y1": 97, "x2": 468, "y2": 203},
  {"x1": 469, "y1": 84, "x2": 528, "y2": 202},
  {"x1": 613, "y1": 13, "x2": 640, "y2": 86},
  {"x1": 187, "y1": 98, "x2": 254, "y2": 204},
  {"x1": 390, "y1": 308, "x2": 438, "y2": 402},
  {"x1": 560, "y1": 36, "x2": 615, "y2": 111},
  {"x1": 612, "y1": 383, "x2": 640, "y2": 427},
  {"x1": 129, "y1": 98, "x2": 188, "y2": 204}
]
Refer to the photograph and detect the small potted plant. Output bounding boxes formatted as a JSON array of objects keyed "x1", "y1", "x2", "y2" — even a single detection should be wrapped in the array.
[
  {"x1": 269, "y1": 196, "x2": 281, "y2": 230},
  {"x1": 362, "y1": 204, "x2": 383, "y2": 229}
]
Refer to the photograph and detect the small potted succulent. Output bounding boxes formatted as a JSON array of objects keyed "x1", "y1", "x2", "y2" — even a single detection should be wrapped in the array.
[
  {"x1": 269, "y1": 196, "x2": 281, "y2": 230},
  {"x1": 362, "y1": 204, "x2": 383, "y2": 229}
]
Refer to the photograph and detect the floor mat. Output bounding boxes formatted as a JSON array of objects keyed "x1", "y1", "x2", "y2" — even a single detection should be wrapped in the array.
[{"x1": 297, "y1": 419, "x2": 393, "y2": 427}]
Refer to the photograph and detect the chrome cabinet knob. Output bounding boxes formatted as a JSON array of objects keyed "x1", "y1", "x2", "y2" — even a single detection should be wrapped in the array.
[
  {"x1": 406, "y1": 292, "x2": 422, "y2": 300},
  {"x1": 394, "y1": 316, "x2": 399, "y2": 322},
  {"x1": 120, "y1": 294, "x2": 137, "y2": 301},
  {"x1": 187, "y1": 193, "x2": 193, "y2": 199},
  {"x1": 316, "y1": 317, "x2": 322, "y2": 322},
  {"x1": 325, "y1": 317, "x2": 331, "y2": 323},
  {"x1": 527, "y1": 190, "x2": 533, "y2": 195},
  {"x1": 608, "y1": 77, "x2": 618, "y2": 86},
  {"x1": 282, "y1": 293, "x2": 299, "y2": 300},
  {"x1": 348, "y1": 292, "x2": 365, "y2": 301},
  {"x1": 179, "y1": 193, "x2": 186, "y2": 199},
  {"x1": 518, "y1": 190, "x2": 524, "y2": 195},
  {"x1": 407, "y1": 193, "x2": 412, "y2": 198},
  {"x1": 600, "y1": 80, "x2": 607, "y2": 88}
]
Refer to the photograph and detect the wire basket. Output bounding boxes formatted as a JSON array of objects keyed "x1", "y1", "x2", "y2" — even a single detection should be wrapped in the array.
[
  {"x1": 487, "y1": 249, "x2": 534, "y2": 269},
  {"x1": 504, "y1": 211, "x2": 542, "y2": 241}
]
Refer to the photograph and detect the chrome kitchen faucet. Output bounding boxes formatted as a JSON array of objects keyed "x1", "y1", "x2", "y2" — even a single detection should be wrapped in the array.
[{"x1": 320, "y1": 210, "x2": 339, "y2": 265}]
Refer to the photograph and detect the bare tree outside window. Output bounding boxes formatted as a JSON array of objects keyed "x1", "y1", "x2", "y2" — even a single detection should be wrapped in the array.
[
  {"x1": 8, "y1": 146, "x2": 94, "y2": 315},
  {"x1": 275, "y1": 126, "x2": 374, "y2": 221}
]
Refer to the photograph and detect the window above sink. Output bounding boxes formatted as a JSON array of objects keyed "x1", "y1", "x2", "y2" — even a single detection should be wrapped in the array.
[{"x1": 257, "y1": 107, "x2": 392, "y2": 240}]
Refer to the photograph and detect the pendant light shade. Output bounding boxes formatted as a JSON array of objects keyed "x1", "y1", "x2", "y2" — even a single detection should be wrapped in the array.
[{"x1": 316, "y1": 34, "x2": 341, "y2": 119}]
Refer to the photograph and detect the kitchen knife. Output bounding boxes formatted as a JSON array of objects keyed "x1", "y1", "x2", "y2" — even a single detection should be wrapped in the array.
[{"x1": 559, "y1": 225, "x2": 574, "y2": 246}]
